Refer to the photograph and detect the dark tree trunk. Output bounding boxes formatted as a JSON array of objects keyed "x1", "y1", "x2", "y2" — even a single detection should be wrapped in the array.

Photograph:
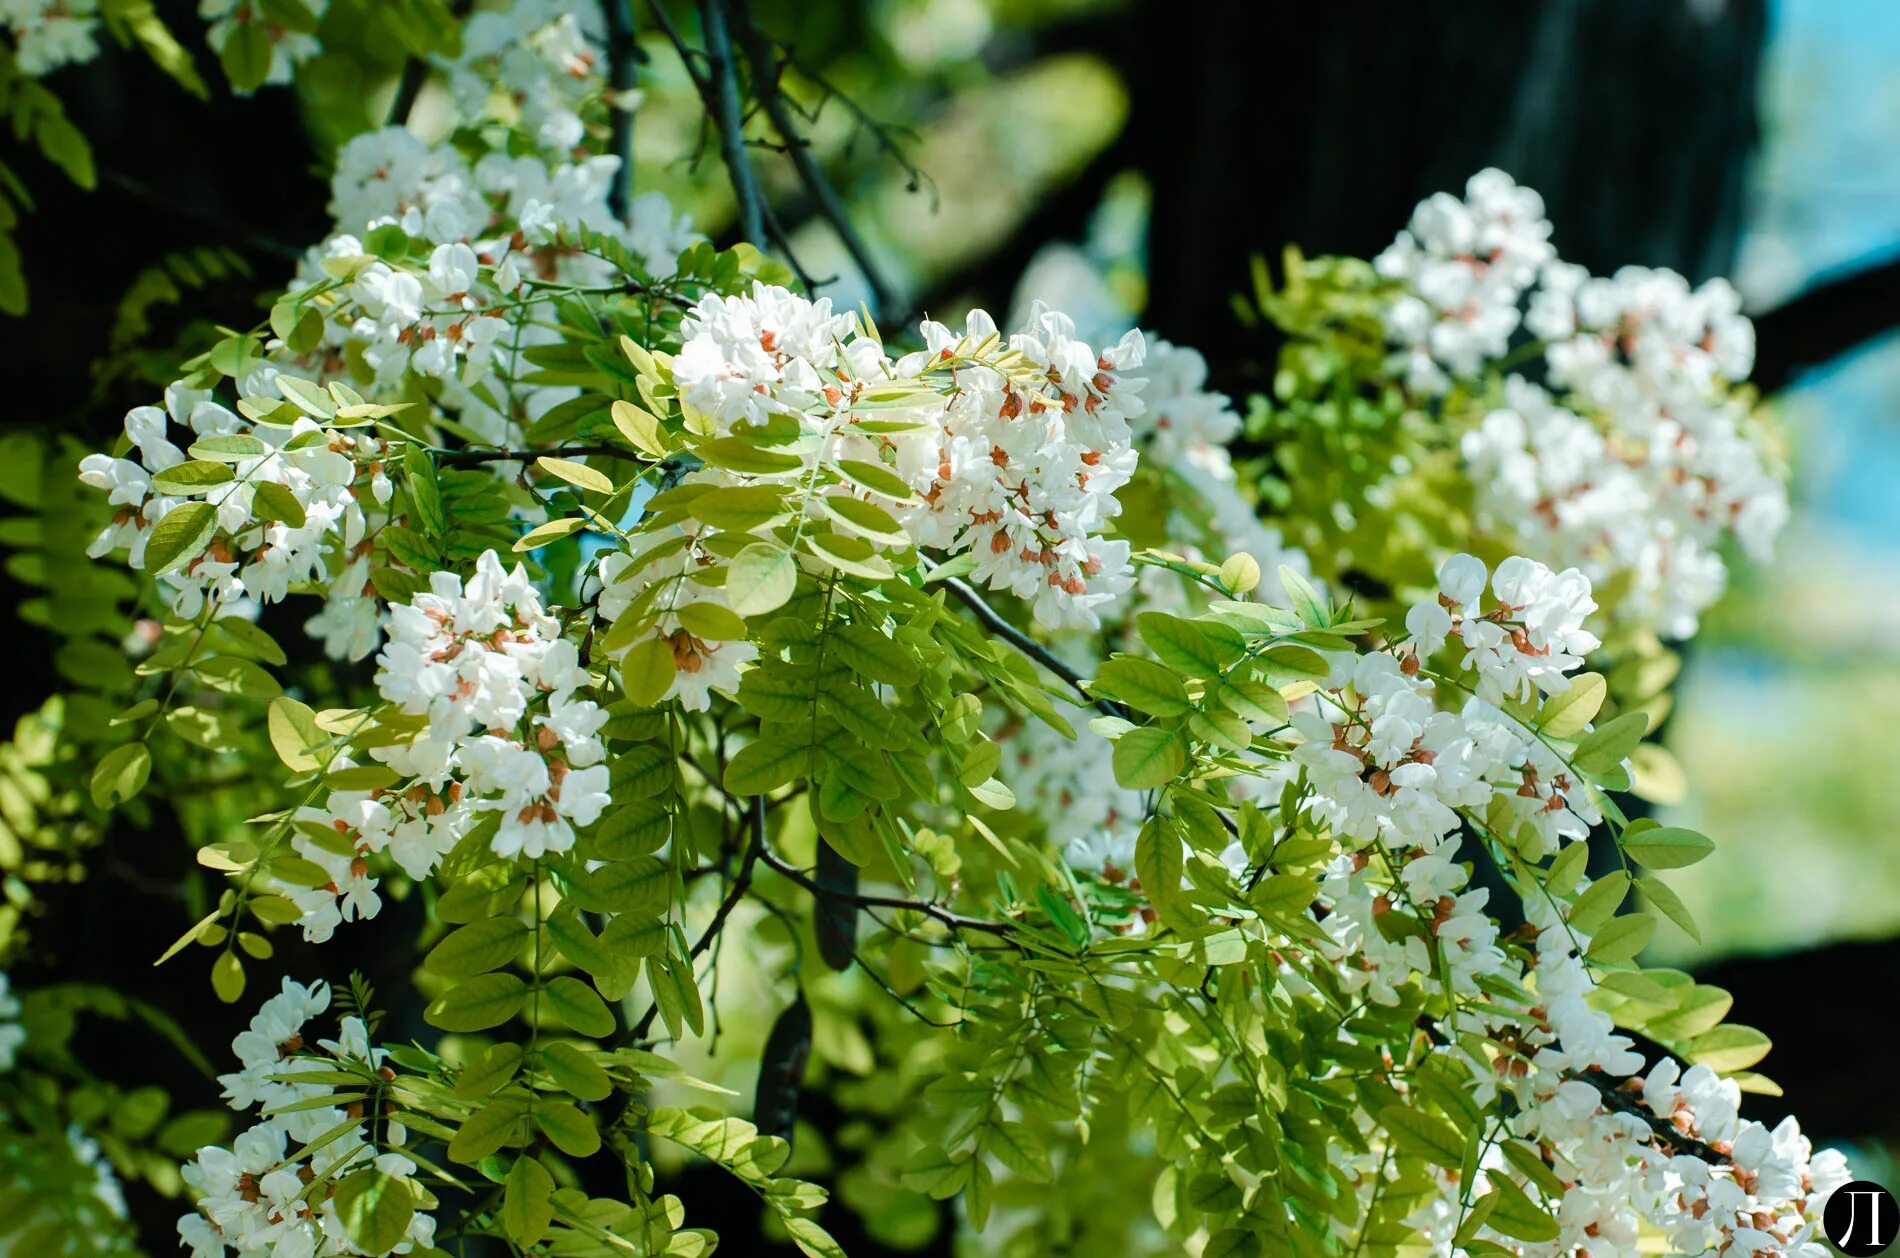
[{"x1": 1132, "y1": 0, "x2": 1768, "y2": 384}]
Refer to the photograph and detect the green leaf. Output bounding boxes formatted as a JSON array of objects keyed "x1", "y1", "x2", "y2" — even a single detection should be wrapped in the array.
[
  {"x1": 1136, "y1": 612, "x2": 1244, "y2": 678},
  {"x1": 591, "y1": 801, "x2": 671, "y2": 861},
  {"x1": 1089, "y1": 657, "x2": 1189, "y2": 716},
  {"x1": 1485, "y1": 1176, "x2": 1559, "y2": 1243},
  {"x1": 1574, "y1": 711, "x2": 1647, "y2": 774},
  {"x1": 540, "y1": 1042, "x2": 613, "y2": 1102},
  {"x1": 1537, "y1": 672, "x2": 1606, "y2": 738},
  {"x1": 149, "y1": 460, "x2": 234, "y2": 495},
  {"x1": 1687, "y1": 1024, "x2": 1772, "y2": 1073},
  {"x1": 1378, "y1": 1104, "x2": 1464, "y2": 1167},
  {"x1": 785, "y1": 1217, "x2": 847, "y2": 1258},
  {"x1": 267, "y1": 696, "x2": 326, "y2": 772},
  {"x1": 424, "y1": 917, "x2": 529, "y2": 978},
  {"x1": 252, "y1": 480, "x2": 308, "y2": 528},
  {"x1": 514, "y1": 516, "x2": 586, "y2": 551},
  {"x1": 534, "y1": 1100, "x2": 601, "y2": 1158},
  {"x1": 611, "y1": 400, "x2": 669, "y2": 457},
  {"x1": 675, "y1": 601, "x2": 747, "y2": 641},
  {"x1": 1112, "y1": 727, "x2": 1187, "y2": 790},
  {"x1": 143, "y1": 501, "x2": 217, "y2": 576},
  {"x1": 689, "y1": 484, "x2": 789, "y2": 531},
  {"x1": 1134, "y1": 817, "x2": 1182, "y2": 908},
  {"x1": 1566, "y1": 871, "x2": 1628, "y2": 935},
  {"x1": 502, "y1": 1154, "x2": 555, "y2": 1247},
  {"x1": 544, "y1": 975, "x2": 616, "y2": 1037},
  {"x1": 1278, "y1": 565, "x2": 1330, "y2": 627},
  {"x1": 220, "y1": 21, "x2": 275, "y2": 92},
  {"x1": 334, "y1": 1168, "x2": 415, "y2": 1255},
  {"x1": 1635, "y1": 876, "x2": 1700, "y2": 943},
  {"x1": 448, "y1": 1095, "x2": 529, "y2": 1163},
  {"x1": 210, "y1": 951, "x2": 245, "y2": 1003},
  {"x1": 188, "y1": 433, "x2": 269, "y2": 461},
  {"x1": 89, "y1": 741, "x2": 151, "y2": 809},
  {"x1": 453, "y1": 1043, "x2": 524, "y2": 1101},
  {"x1": 621, "y1": 636, "x2": 678, "y2": 706},
  {"x1": 1584, "y1": 912, "x2": 1656, "y2": 965},
  {"x1": 424, "y1": 973, "x2": 528, "y2": 1033},
  {"x1": 820, "y1": 494, "x2": 909, "y2": 546},
  {"x1": 724, "y1": 735, "x2": 808, "y2": 795},
  {"x1": 1621, "y1": 825, "x2": 1714, "y2": 870},
  {"x1": 537, "y1": 455, "x2": 614, "y2": 494},
  {"x1": 835, "y1": 458, "x2": 916, "y2": 501},
  {"x1": 727, "y1": 543, "x2": 797, "y2": 616}
]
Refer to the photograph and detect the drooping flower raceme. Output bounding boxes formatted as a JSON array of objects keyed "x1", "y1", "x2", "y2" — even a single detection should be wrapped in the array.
[
  {"x1": 664, "y1": 283, "x2": 1149, "y2": 630},
  {"x1": 1, "y1": 0, "x2": 101, "y2": 76},
  {"x1": 1366, "y1": 170, "x2": 1789, "y2": 640},
  {"x1": 177, "y1": 978, "x2": 438, "y2": 1258},
  {"x1": 1466, "y1": 264, "x2": 1786, "y2": 638},
  {"x1": 1375, "y1": 168, "x2": 1555, "y2": 395},
  {"x1": 265, "y1": 551, "x2": 610, "y2": 944}
]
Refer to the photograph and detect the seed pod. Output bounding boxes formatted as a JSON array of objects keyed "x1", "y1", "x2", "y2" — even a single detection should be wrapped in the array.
[
  {"x1": 813, "y1": 842, "x2": 859, "y2": 972},
  {"x1": 753, "y1": 993, "x2": 812, "y2": 1143}
]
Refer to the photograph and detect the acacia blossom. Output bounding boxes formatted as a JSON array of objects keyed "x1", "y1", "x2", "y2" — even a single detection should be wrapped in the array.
[{"x1": 177, "y1": 978, "x2": 438, "y2": 1258}]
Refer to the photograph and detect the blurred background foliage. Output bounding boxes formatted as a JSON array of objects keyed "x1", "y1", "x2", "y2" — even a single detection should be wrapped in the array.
[{"x1": 7, "y1": 0, "x2": 1900, "y2": 1248}]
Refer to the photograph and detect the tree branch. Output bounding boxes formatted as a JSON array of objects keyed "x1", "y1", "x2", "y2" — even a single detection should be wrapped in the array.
[
  {"x1": 626, "y1": 794, "x2": 767, "y2": 1045},
  {"x1": 431, "y1": 444, "x2": 634, "y2": 466},
  {"x1": 1576, "y1": 1069, "x2": 1727, "y2": 1166},
  {"x1": 729, "y1": 1, "x2": 898, "y2": 318},
  {"x1": 941, "y1": 577, "x2": 1129, "y2": 721},
  {"x1": 693, "y1": 0, "x2": 766, "y2": 248},
  {"x1": 755, "y1": 842, "x2": 1013, "y2": 937},
  {"x1": 603, "y1": 0, "x2": 640, "y2": 223},
  {"x1": 386, "y1": 59, "x2": 430, "y2": 128},
  {"x1": 1750, "y1": 247, "x2": 1900, "y2": 395}
]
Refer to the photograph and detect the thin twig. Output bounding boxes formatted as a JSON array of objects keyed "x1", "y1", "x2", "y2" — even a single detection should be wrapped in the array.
[
  {"x1": 694, "y1": 0, "x2": 766, "y2": 246},
  {"x1": 1576, "y1": 1069, "x2": 1727, "y2": 1166},
  {"x1": 387, "y1": 59, "x2": 429, "y2": 127},
  {"x1": 603, "y1": 0, "x2": 640, "y2": 222},
  {"x1": 690, "y1": 795, "x2": 765, "y2": 962},
  {"x1": 626, "y1": 795, "x2": 768, "y2": 1045},
  {"x1": 755, "y1": 841, "x2": 1013, "y2": 937},
  {"x1": 942, "y1": 577, "x2": 1129, "y2": 721},
  {"x1": 100, "y1": 169, "x2": 302, "y2": 262},
  {"x1": 431, "y1": 444, "x2": 634, "y2": 466},
  {"x1": 729, "y1": 1, "x2": 897, "y2": 317}
]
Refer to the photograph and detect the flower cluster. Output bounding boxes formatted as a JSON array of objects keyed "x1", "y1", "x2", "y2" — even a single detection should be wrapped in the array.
[
  {"x1": 307, "y1": 124, "x2": 692, "y2": 395},
  {"x1": 1294, "y1": 555, "x2": 1605, "y2": 1004},
  {"x1": 1250, "y1": 555, "x2": 1853, "y2": 1252},
  {"x1": 669, "y1": 283, "x2": 1149, "y2": 629},
  {"x1": 78, "y1": 383, "x2": 390, "y2": 641},
  {"x1": 595, "y1": 504, "x2": 761, "y2": 714},
  {"x1": 437, "y1": 0, "x2": 619, "y2": 156},
  {"x1": 261, "y1": 553, "x2": 607, "y2": 943},
  {"x1": 201, "y1": 0, "x2": 328, "y2": 90},
  {"x1": 1, "y1": 0, "x2": 98, "y2": 75},
  {"x1": 1466, "y1": 267, "x2": 1785, "y2": 637},
  {"x1": 1375, "y1": 168, "x2": 1554, "y2": 394},
  {"x1": 889, "y1": 307, "x2": 1145, "y2": 628},
  {"x1": 1395, "y1": 895, "x2": 1852, "y2": 1257},
  {"x1": 1370, "y1": 171, "x2": 1788, "y2": 639},
  {"x1": 373, "y1": 551, "x2": 609, "y2": 859},
  {"x1": 177, "y1": 979, "x2": 437, "y2": 1258},
  {"x1": 1405, "y1": 551, "x2": 1600, "y2": 704}
]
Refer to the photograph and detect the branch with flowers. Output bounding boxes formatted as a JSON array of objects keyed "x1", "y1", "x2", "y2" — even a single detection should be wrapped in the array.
[{"x1": 0, "y1": 4, "x2": 1861, "y2": 1257}]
